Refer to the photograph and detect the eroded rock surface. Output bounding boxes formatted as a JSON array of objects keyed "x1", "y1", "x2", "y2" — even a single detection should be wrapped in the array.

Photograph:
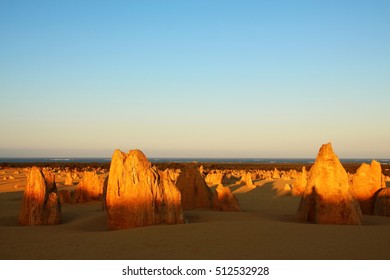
[
  {"x1": 19, "y1": 167, "x2": 61, "y2": 226},
  {"x1": 105, "y1": 149, "x2": 183, "y2": 230},
  {"x1": 297, "y1": 143, "x2": 362, "y2": 225}
]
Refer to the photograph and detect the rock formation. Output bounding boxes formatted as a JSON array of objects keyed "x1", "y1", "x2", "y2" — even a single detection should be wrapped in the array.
[
  {"x1": 373, "y1": 188, "x2": 390, "y2": 216},
  {"x1": 199, "y1": 165, "x2": 204, "y2": 176},
  {"x1": 105, "y1": 149, "x2": 183, "y2": 230},
  {"x1": 43, "y1": 169, "x2": 56, "y2": 192},
  {"x1": 45, "y1": 192, "x2": 62, "y2": 225},
  {"x1": 297, "y1": 143, "x2": 362, "y2": 225},
  {"x1": 242, "y1": 171, "x2": 255, "y2": 187},
  {"x1": 156, "y1": 169, "x2": 185, "y2": 224},
  {"x1": 74, "y1": 171, "x2": 104, "y2": 203},
  {"x1": 213, "y1": 185, "x2": 240, "y2": 211},
  {"x1": 350, "y1": 160, "x2": 386, "y2": 214},
  {"x1": 221, "y1": 172, "x2": 237, "y2": 185},
  {"x1": 19, "y1": 167, "x2": 61, "y2": 226},
  {"x1": 272, "y1": 168, "x2": 280, "y2": 179},
  {"x1": 176, "y1": 164, "x2": 214, "y2": 210},
  {"x1": 291, "y1": 167, "x2": 308, "y2": 196},
  {"x1": 165, "y1": 168, "x2": 181, "y2": 184},
  {"x1": 64, "y1": 173, "x2": 73, "y2": 186},
  {"x1": 289, "y1": 169, "x2": 299, "y2": 179},
  {"x1": 205, "y1": 170, "x2": 224, "y2": 186},
  {"x1": 284, "y1": 184, "x2": 292, "y2": 191},
  {"x1": 58, "y1": 190, "x2": 73, "y2": 204}
]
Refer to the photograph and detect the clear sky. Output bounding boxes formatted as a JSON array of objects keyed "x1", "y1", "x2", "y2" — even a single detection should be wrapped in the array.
[{"x1": 1, "y1": 0, "x2": 389, "y2": 158}]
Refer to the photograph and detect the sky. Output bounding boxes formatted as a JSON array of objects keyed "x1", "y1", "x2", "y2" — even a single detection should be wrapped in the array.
[{"x1": 1, "y1": 0, "x2": 389, "y2": 158}]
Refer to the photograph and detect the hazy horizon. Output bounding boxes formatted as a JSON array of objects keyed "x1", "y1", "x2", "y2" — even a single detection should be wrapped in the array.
[
  {"x1": 1, "y1": 145, "x2": 390, "y2": 159},
  {"x1": 1, "y1": 1, "x2": 389, "y2": 158}
]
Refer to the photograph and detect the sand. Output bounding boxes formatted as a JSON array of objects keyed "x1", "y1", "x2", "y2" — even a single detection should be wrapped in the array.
[{"x1": 1, "y1": 168, "x2": 390, "y2": 260}]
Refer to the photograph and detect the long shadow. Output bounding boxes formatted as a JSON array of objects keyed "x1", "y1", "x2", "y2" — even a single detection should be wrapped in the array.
[
  {"x1": 0, "y1": 191, "x2": 23, "y2": 226},
  {"x1": 0, "y1": 190, "x2": 109, "y2": 231},
  {"x1": 60, "y1": 201, "x2": 108, "y2": 232},
  {"x1": 233, "y1": 181, "x2": 300, "y2": 224}
]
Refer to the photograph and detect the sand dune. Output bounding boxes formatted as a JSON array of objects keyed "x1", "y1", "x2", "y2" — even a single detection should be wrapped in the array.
[{"x1": 1, "y1": 168, "x2": 390, "y2": 259}]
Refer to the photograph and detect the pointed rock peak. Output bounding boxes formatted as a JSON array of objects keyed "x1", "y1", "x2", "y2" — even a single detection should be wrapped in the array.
[
  {"x1": 357, "y1": 163, "x2": 371, "y2": 172},
  {"x1": 111, "y1": 149, "x2": 126, "y2": 166},
  {"x1": 316, "y1": 143, "x2": 337, "y2": 161},
  {"x1": 297, "y1": 143, "x2": 362, "y2": 225},
  {"x1": 355, "y1": 160, "x2": 383, "y2": 180},
  {"x1": 371, "y1": 159, "x2": 380, "y2": 165},
  {"x1": 112, "y1": 149, "x2": 125, "y2": 157},
  {"x1": 126, "y1": 149, "x2": 150, "y2": 170},
  {"x1": 370, "y1": 160, "x2": 381, "y2": 170}
]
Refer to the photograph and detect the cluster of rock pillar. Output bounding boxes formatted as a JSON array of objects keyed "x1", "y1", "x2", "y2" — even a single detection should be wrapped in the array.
[{"x1": 18, "y1": 143, "x2": 389, "y2": 229}]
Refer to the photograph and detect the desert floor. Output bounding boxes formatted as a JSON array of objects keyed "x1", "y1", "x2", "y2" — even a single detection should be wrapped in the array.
[{"x1": 1, "y1": 168, "x2": 390, "y2": 260}]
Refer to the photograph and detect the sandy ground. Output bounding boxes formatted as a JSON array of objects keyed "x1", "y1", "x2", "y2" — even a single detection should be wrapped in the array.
[{"x1": 1, "y1": 168, "x2": 390, "y2": 260}]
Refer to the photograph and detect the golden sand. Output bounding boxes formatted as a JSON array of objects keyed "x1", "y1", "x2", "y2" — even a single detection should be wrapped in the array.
[{"x1": 1, "y1": 168, "x2": 390, "y2": 260}]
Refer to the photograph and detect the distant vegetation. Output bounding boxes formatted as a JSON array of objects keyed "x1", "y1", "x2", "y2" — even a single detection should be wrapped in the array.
[{"x1": 1, "y1": 161, "x2": 388, "y2": 176}]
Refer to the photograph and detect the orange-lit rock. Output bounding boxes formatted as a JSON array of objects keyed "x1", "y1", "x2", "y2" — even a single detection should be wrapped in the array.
[
  {"x1": 19, "y1": 167, "x2": 61, "y2": 226},
  {"x1": 43, "y1": 169, "x2": 57, "y2": 192},
  {"x1": 155, "y1": 169, "x2": 183, "y2": 224},
  {"x1": 238, "y1": 171, "x2": 255, "y2": 187},
  {"x1": 213, "y1": 185, "x2": 240, "y2": 211},
  {"x1": 373, "y1": 188, "x2": 390, "y2": 216},
  {"x1": 105, "y1": 149, "x2": 183, "y2": 230},
  {"x1": 272, "y1": 168, "x2": 280, "y2": 179},
  {"x1": 64, "y1": 173, "x2": 73, "y2": 186},
  {"x1": 351, "y1": 160, "x2": 386, "y2": 214},
  {"x1": 297, "y1": 143, "x2": 362, "y2": 225},
  {"x1": 291, "y1": 167, "x2": 308, "y2": 196},
  {"x1": 165, "y1": 168, "x2": 181, "y2": 184},
  {"x1": 74, "y1": 171, "x2": 104, "y2": 203},
  {"x1": 199, "y1": 165, "x2": 204, "y2": 176},
  {"x1": 176, "y1": 164, "x2": 214, "y2": 210},
  {"x1": 205, "y1": 170, "x2": 224, "y2": 186}
]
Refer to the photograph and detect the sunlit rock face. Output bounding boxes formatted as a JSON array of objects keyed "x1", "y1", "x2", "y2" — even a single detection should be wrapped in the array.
[
  {"x1": 74, "y1": 171, "x2": 104, "y2": 203},
  {"x1": 213, "y1": 185, "x2": 240, "y2": 212},
  {"x1": 105, "y1": 149, "x2": 183, "y2": 230},
  {"x1": 64, "y1": 172, "x2": 73, "y2": 186},
  {"x1": 165, "y1": 168, "x2": 180, "y2": 185},
  {"x1": 272, "y1": 168, "x2": 280, "y2": 179},
  {"x1": 373, "y1": 188, "x2": 390, "y2": 217},
  {"x1": 291, "y1": 167, "x2": 308, "y2": 196},
  {"x1": 239, "y1": 171, "x2": 255, "y2": 187},
  {"x1": 205, "y1": 170, "x2": 224, "y2": 186},
  {"x1": 19, "y1": 167, "x2": 61, "y2": 226},
  {"x1": 43, "y1": 169, "x2": 57, "y2": 192},
  {"x1": 350, "y1": 160, "x2": 386, "y2": 214},
  {"x1": 176, "y1": 164, "x2": 214, "y2": 210},
  {"x1": 297, "y1": 143, "x2": 362, "y2": 225}
]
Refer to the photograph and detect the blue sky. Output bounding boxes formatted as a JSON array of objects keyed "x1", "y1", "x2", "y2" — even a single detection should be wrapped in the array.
[{"x1": 1, "y1": 0, "x2": 389, "y2": 158}]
